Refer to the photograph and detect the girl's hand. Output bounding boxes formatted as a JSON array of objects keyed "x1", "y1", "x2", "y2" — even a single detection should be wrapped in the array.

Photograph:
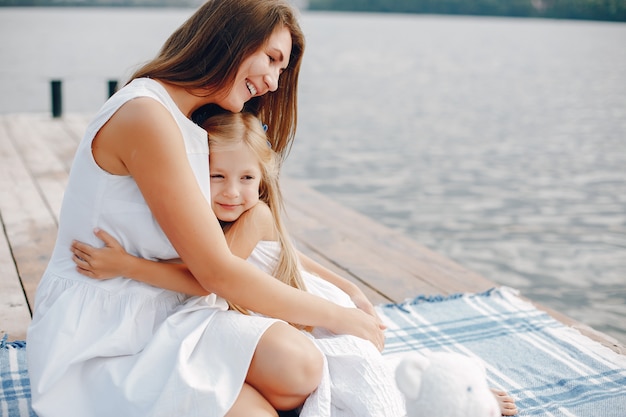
[{"x1": 71, "y1": 228, "x2": 131, "y2": 279}]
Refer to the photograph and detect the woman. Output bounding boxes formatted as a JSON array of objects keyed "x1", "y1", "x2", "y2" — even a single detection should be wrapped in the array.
[{"x1": 26, "y1": 1, "x2": 386, "y2": 416}]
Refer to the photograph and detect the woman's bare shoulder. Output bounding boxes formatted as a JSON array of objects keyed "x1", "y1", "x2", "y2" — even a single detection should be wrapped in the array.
[
  {"x1": 96, "y1": 97, "x2": 183, "y2": 168},
  {"x1": 109, "y1": 97, "x2": 176, "y2": 133}
]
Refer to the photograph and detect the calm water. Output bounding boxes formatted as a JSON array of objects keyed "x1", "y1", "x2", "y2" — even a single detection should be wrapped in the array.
[{"x1": 1, "y1": 8, "x2": 625, "y2": 344}]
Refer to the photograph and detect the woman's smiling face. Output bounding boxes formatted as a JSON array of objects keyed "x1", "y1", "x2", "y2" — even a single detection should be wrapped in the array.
[{"x1": 215, "y1": 25, "x2": 292, "y2": 113}]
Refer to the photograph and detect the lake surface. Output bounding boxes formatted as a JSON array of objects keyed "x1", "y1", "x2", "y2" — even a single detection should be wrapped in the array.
[{"x1": 1, "y1": 8, "x2": 625, "y2": 344}]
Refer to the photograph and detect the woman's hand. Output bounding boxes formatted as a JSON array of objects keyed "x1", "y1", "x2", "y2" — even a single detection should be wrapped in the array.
[
  {"x1": 71, "y1": 228, "x2": 131, "y2": 279},
  {"x1": 348, "y1": 289, "x2": 386, "y2": 329},
  {"x1": 332, "y1": 306, "x2": 387, "y2": 352}
]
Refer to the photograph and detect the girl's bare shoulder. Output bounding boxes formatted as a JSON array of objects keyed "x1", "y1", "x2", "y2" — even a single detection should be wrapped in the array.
[{"x1": 240, "y1": 202, "x2": 278, "y2": 240}]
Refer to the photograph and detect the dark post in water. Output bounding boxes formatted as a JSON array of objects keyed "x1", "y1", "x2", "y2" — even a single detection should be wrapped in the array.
[
  {"x1": 51, "y1": 80, "x2": 62, "y2": 118},
  {"x1": 108, "y1": 80, "x2": 118, "y2": 98}
]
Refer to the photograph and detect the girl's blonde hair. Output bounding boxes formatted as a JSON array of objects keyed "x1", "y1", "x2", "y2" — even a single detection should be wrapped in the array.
[
  {"x1": 202, "y1": 112, "x2": 308, "y2": 329},
  {"x1": 130, "y1": 0, "x2": 305, "y2": 160}
]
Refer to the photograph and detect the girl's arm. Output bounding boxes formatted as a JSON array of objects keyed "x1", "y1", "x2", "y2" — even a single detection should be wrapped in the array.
[
  {"x1": 71, "y1": 202, "x2": 275, "y2": 294},
  {"x1": 72, "y1": 228, "x2": 209, "y2": 296},
  {"x1": 297, "y1": 251, "x2": 381, "y2": 322},
  {"x1": 91, "y1": 98, "x2": 385, "y2": 349},
  {"x1": 223, "y1": 202, "x2": 277, "y2": 259}
]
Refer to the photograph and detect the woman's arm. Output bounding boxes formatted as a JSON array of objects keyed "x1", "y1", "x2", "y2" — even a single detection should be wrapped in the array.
[
  {"x1": 95, "y1": 98, "x2": 385, "y2": 349},
  {"x1": 222, "y1": 202, "x2": 382, "y2": 320}
]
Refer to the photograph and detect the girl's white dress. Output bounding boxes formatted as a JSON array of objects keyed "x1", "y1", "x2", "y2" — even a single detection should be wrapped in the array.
[
  {"x1": 27, "y1": 78, "x2": 282, "y2": 417},
  {"x1": 247, "y1": 241, "x2": 406, "y2": 417}
]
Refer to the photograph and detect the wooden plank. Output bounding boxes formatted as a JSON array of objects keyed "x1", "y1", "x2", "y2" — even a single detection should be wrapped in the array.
[
  {"x1": 293, "y1": 241, "x2": 391, "y2": 305},
  {"x1": 19, "y1": 113, "x2": 80, "y2": 172},
  {"x1": 0, "y1": 116, "x2": 58, "y2": 311},
  {"x1": 61, "y1": 113, "x2": 93, "y2": 146},
  {"x1": 285, "y1": 205, "x2": 444, "y2": 301},
  {"x1": 4, "y1": 114, "x2": 72, "y2": 222},
  {"x1": 0, "y1": 211, "x2": 32, "y2": 342}
]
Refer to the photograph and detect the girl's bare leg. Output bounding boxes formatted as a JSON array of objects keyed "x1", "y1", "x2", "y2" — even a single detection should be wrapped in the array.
[
  {"x1": 492, "y1": 389, "x2": 518, "y2": 416},
  {"x1": 246, "y1": 322, "x2": 324, "y2": 411},
  {"x1": 226, "y1": 383, "x2": 278, "y2": 417}
]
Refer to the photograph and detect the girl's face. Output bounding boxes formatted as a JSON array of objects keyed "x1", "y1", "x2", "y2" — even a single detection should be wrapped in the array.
[
  {"x1": 209, "y1": 142, "x2": 262, "y2": 223},
  {"x1": 214, "y1": 26, "x2": 292, "y2": 112}
]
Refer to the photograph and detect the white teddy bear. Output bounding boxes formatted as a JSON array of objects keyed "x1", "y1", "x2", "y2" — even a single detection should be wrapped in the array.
[{"x1": 395, "y1": 351, "x2": 500, "y2": 417}]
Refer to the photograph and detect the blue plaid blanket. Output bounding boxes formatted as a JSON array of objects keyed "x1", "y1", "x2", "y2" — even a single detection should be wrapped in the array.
[
  {"x1": 378, "y1": 287, "x2": 626, "y2": 416},
  {"x1": 2, "y1": 287, "x2": 625, "y2": 416},
  {"x1": 0, "y1": 337, "x2": 35, "y2": 417}
]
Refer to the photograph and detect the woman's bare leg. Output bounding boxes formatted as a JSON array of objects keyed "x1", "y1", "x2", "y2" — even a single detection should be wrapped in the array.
[
  {"x1": 226, "y1": 383, "x2": 278, "y2": 417},
  {"x1": 246, "y1": 322, "x2": 324, "y2": 411},
  {"x1": 492, "y1": 389, "x2": 518, "y2": 416}
]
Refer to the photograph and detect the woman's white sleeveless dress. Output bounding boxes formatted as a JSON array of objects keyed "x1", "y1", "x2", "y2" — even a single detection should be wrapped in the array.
[{"x1": 26, "y1": 78, "x2": 281, "y2": 417}]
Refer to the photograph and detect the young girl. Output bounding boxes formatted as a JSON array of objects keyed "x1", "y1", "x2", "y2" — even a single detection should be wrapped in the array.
[{"x1": 71, "y1": 111, "x2": 407, "y2": 417}]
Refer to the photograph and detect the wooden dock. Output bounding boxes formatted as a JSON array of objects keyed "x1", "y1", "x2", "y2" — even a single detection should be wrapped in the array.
[{"x1": 1, "y1": 113, "x2": 623, "y2": 355}]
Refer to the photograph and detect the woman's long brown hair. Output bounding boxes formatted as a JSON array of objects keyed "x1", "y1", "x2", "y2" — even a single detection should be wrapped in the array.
[{"x1": 129, "y1": 0, "x2": 305, "y2": 160}]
